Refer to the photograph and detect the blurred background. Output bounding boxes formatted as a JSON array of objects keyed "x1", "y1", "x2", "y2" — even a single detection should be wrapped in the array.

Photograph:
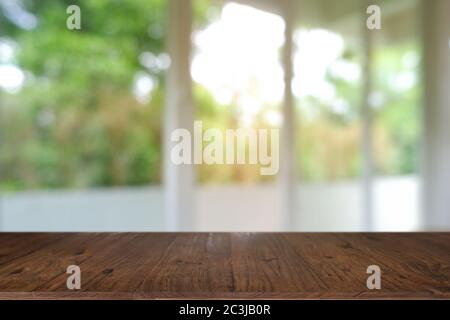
[{"x1": 0, "y1": 0, "x2": 448, "y2": 231}]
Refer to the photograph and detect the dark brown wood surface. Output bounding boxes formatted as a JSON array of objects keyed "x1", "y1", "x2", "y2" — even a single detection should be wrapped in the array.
[{"x1": 0, "y1": 233, "x2": 448, "y2": 299}]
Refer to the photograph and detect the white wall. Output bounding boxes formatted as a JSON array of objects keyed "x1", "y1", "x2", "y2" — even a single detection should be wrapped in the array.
[
  {"x1": 0, "y1": 176, "x2": 423, "y2": 232},
  {"x1": 0, "y1": 187, "x2": 164, "y2": 232},
  {"x1": 196, "y1": 184, "x2": 284, "y2": 231},
  {"x1": 295, "y1": 181, "x2": 363, "y2": 231}
]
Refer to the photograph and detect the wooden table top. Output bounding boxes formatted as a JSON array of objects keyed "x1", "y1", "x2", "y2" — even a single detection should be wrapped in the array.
[{"x1": 0, "y1": 233, "x2": 448, "y2": 299}]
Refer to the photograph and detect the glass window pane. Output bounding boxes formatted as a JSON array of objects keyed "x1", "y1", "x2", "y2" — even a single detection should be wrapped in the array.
[
  {"x1": 371, "y1": 0, "x2": 422, "y2": 231},
  {"x1": 192, "y1": 0, "x2": 285, "y2": 230},
  {"x1": 294, "y1": 0, "x2": 364, "y2": 231},
  {"x1": 0, "y1": 0, "x2": 167, "y2": 231}
]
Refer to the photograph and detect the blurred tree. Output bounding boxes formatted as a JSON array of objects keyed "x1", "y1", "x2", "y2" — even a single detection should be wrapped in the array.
[
  {"x1": 0, "y1": 0, "x2": 167, "y2": 191},
  {"x1": 372, "y1": 42, "x2": 421, "y2": 176},
  {"x1": 0, "y1": 0, "x2": 421, "y2": 190}
]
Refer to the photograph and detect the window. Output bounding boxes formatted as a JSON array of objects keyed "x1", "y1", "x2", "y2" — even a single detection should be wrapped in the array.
[
  {"x1": 192, "y1": 0, "x2": 285, "y2": 230},
  {"x1": 293, "y1": 0, "x2": 422, "y2": 231},
  {"x1": 193, "y1": 0, "x2": 284, "y2": 183},
  {"x1": 371, "y1": 0, "x2": 421, "y2": 230},
  {"x1": 0, "y1": 0, "x2": 167, "y2": 231},
  {"x1": 294, "y1": 0, "x2": 365, "y2": 230},
  {"x1": 0, "y1": 0, "x2": 425, "y2": 232}
]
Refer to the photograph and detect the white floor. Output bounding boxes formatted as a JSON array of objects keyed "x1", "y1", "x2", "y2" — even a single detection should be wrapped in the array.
[{"x1": 0, "y1": 176, "x2": 421, "y2": 232}]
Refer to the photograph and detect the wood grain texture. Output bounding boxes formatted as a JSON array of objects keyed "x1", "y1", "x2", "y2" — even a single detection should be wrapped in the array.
[{"x1": 0, "y1": 233, "x2": 448, "y2": 299}]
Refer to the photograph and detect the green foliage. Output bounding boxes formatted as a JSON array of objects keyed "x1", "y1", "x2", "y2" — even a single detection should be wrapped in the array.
[
  {"x1": 0, "y1": 0, "x2": 421, "y2": 190},
  {"x1": 372, "y1": 42, "x2": 421, "y2": 175},
  {"x1": 296, "y1": 46, "x2": 363, "y2": 181},
  {"x1": 0, "y1": 0, "x2": 167, "y2": 191},
  {"x1": 296, "y1": 41, "x2": 421, "y2": 181}
]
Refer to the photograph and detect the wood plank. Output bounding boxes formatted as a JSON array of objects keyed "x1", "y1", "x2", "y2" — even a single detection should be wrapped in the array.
[
  {"x1": 0, "y1": 233, "x2": 67, "y2": 265},
  {"x1": 230, "y1": 233, "x2": 328, "y2": 293},
  {"x1": 337, "y1": 233, "x2": 450, "y2": 296},
  {"x1": 0, "y1": 233, "x2": 125, "y2": 291},
  {"x1": 282, "y1": 233, "x2": 371, "y2": 293},
  {"x1": 135, "y1": 233, "x2": 234, "y2": 296},
  {"x1": 34, "y1": 233, "x2": 146, "y2": 292},
  {"x1": 0, "y1": 233, "x2": 447, "y2": 299}
]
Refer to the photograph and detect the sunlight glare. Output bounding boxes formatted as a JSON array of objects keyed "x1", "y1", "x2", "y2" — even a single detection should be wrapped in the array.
[
  {"x1": 191, "y1": 2, "x2": 285, "y2": 119},
  {"x1": 0, "y1": 64, "x2": 25, "y2": 93}
]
